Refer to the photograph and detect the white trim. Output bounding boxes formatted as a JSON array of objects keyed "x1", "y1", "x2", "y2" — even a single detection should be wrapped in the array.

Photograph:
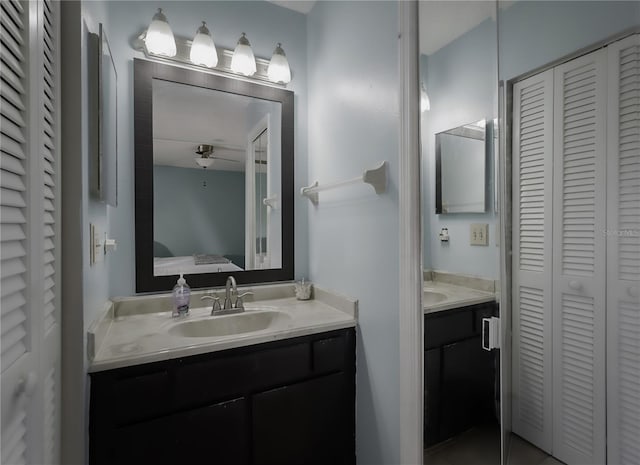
[
  {"x1": 497, "y1": 81, "x2": 513, "y2": 465},
  {"x1": 398, "y1": 2, "x2": 423, "y2": 464}
]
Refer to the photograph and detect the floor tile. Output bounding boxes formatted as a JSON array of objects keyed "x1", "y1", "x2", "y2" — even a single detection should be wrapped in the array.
[
  {"x1": 424, "y1": 424, "x2": 501, "y2": 465},
  {"x1": 507, "y1": 434, "x2": 549, "y2": 465},
  {"x1": 539, "y1": 456, "x2": 565, "y2": 465}
]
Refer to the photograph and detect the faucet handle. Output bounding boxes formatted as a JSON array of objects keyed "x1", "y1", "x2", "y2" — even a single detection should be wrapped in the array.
[
  {"x1": 201, "y1": 294, "x2": 222, "y2": 314},
  {"x1": 234, "y1": 292, "x2": 254, "y2": 310}
]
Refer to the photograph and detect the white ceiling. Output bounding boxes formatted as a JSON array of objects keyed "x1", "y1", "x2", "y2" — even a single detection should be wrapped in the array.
[
  {"x1": 419, "y1": 1, "x2": 497, "y2": 55},
  {"x1": 268, "y1": 0, "x2": 316, "y2": 15},
  {"x1": 269, "y1": 0, "x2": 511, "y2": 56},
  {"x1": 152, "y1": 80, "x2": 277, "y2": 172}
]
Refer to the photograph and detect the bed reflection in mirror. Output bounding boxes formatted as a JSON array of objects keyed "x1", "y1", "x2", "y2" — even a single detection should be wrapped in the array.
[{"x1": 151, "y1": 79, "x2": 282, "y2": 276}]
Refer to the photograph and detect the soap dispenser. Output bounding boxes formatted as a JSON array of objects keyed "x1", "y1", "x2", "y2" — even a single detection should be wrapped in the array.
[{"x1": 172, "y1": 273, "x2": 191, "y2": 317}]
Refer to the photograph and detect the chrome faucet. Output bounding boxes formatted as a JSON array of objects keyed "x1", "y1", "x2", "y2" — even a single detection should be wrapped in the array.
[
  {"x1": 223, "y1": 276, "x2": 237, "y2": 309},
  {"x1": 201, "y1": 276, "x2": 253, "y2": 316}
]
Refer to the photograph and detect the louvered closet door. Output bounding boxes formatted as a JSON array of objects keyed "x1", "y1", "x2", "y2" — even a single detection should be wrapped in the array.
[
  {"x1": 606, "y1": 34, "x2": 640, "y2": 465},
  {"x1": 38, "y1": 1, "x2": 61, "y2": 462},
  {"x1": 1, "y1": 2, "x2": 39, "y2": 463},
  {"x1": 511, "y1": 69, "x2": 554, "y2": 453},
  {"x1": 551, "y1": 48, "x2": 607, "y2": 465},
  {"x1": 0, "y1": 1, "x2": 60, "y2": 463}
]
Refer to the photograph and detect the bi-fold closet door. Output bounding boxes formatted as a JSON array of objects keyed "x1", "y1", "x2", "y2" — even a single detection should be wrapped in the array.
[
  {"x1": 512, "y1": 34, "x2": 640, "y2": 465},
  {"x1": 605, "y1": 34, "x2": 640, "y2": 465}
]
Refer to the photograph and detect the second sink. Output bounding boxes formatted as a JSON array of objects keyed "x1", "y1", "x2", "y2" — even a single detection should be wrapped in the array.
[
  {"x1": 169, "y1": 310, "x2": 291, "y2": 338},
  {"x1": 423, "y1": 290, "x2": 448, "y2": 305}
]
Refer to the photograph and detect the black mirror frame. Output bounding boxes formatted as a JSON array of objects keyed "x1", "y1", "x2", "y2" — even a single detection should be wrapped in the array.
[
  {"x1": 134, "y1": 58, "x2": 294, "y2": 292},
  {"x1": 434, "y1": 119, "x2": 491, "y2": 214}
]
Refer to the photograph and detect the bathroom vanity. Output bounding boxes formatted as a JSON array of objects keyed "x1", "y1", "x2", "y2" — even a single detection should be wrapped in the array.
[
  {"x1": 88, "y1": 284, "x2": 357, "y2": 465},
  {"x1": 422, "y1": 277, "x2": 498, "y2": 446}
]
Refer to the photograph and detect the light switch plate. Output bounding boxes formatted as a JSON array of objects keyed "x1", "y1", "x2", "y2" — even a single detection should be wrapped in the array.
[
  {"x1": 470, "y1": 223, "x2": 489, "y2": 246},
  {"x1": 90, "y1": 223, "x2": 102, "y2": 265}
]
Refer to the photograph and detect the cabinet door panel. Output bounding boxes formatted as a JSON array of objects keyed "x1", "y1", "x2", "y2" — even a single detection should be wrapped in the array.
[
  {"x1": 424, "y1": 347, "x2": 441, "y2": 446},
  {"x1": 114, "y1": 398, "x2": 249, "y2": 465},
  {"x1": 252, "y1": 373, "x2": 353, "y2": 465}
]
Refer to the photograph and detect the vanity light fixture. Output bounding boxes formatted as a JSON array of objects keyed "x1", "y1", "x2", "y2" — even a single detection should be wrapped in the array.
[
  {"x1": 267, "y1": 43, "x2": 291, "y2": 84},
  {"x1": 145, "y1": 8, "x2": 177, "y2": 57},
  {"x1": 190, "y1": 22, "x2": 218, "y2": 68},
  {"x1": 134, "y1": 22, "x2": 291, "y2": 86},
  {"x1": 230, "y1": 33, "x2": 257, "y2": 76},
  {"x1": 420, "y1": 82, "x2": 431, "y2": 112}
]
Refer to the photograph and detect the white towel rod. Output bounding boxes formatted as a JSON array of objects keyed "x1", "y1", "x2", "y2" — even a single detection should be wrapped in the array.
[{"x1": 300, "y1": 161, "x2": 387, "y2": 205}]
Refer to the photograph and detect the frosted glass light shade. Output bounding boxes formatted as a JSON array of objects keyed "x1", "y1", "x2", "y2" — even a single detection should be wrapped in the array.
[
  {"x1": 267, "y1": 43, "x2": 291, "y2": 84},
  {"x1": 420, "y1": 83, "x2": 431, "y2": 112},
  {"x1": 230, "y1": 33, "x2": 256, "y2": 76},
  {"x1": 195, "y1": 157, "x2": 214, "y2": 169},
  {"x1": 190, "y1": 22, "x2": 218, "y2": 68},
  {"x1": 145, "y1": 8, "x2": 177, "y2": 57}
]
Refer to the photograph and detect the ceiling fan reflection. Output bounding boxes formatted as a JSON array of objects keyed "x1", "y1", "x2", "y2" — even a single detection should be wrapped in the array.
[{"x1": 194, "y1": 144, "x2": 242, "y2": 169}]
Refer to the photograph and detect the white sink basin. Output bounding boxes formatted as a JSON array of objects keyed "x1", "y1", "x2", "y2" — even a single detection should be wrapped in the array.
[
  {"x1": 423, "y1": 290, "x2": 448, "y2": 305},
  {"x1": 169, "y1": 310, "x2": 291, "y2": 338}
]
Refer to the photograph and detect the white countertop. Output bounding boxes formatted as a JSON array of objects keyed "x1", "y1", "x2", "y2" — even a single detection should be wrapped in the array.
[
  {"x1": 88, "y1": 284, "x2": 357, "y2": 373},
  {"x1": 423, "y1": 280, "x2": 496, "y2": 314}
]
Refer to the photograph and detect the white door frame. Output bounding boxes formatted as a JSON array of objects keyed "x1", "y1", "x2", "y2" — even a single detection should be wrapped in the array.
[
  {"x1": 245, "y1": 115, "x2": 271, "y2": 270},
  {"x1": 398, "y1": 2, "x2": 424, "y2": 464}
]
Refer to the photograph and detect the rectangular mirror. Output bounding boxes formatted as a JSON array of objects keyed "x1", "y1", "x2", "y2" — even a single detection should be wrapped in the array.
[
  {"x1": 135, "y1": 59, "x2": 294, "y2": 292},
  {"x1": 435, "y1": 119, "x2": 489, "y2": 214},
  {"x1": 151, "y1": 80, "x2": 282, "y2": 277},
  {"x1": 90, "y1": 23, "x2": 118, "y2": 206}
]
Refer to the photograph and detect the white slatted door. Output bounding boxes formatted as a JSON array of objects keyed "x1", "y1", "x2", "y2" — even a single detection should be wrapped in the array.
[
  {"x1": 606, "y1": 34, "x2": 640, "y2": 465},
  {"x1": 551, "y1": 49, "x2": 607, "y2": 465},
  {"x1": 1, "y1": 2, "x2": 38, "y2": 463},
  {"x1": 0, "y1": 1, "x2": 60, "y2": 463},
  {"x1": 511, "y1": 69, "x2": 554, "y2": 453},
  {"x1": 38, "y1": 1, "x2": 61, "y2": 462}
]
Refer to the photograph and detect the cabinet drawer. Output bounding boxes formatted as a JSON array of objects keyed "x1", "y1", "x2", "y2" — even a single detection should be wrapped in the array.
[
  {"x1": 425, "y1": 310, "x2": 474, "y2": 349},
  {"x1": 175, "y1": 343, "x2": 311, "y2": 408},
  {"x1": 113, "y1": 370, "x2": 170, "y2": 425},
  {"x1": 313, "y1": 336, "x2": 346, "y2": 374},
  {"x1": 473, "y1": 302, "x2": 498, "y2": 335}
]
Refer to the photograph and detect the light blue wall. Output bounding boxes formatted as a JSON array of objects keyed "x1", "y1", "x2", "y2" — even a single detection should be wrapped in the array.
[
  {"x1": 422, "y1": 18, "x2": 499, "y2": 279},
  {"x1": 307, "y1": 2, "x2": 400, "y2": 463},
  {"x1": 62, "y1": 3, "x2": 115, "y2": 462},
  {"x1": 153, "y1": 166, "x2": 245, "y2": 258},
  {"x1": 499, "y1": 1, "x2": 640, "y2": 80},
  {"x1": 101, "y1": 1, "x2": 308, "y2": 297}
]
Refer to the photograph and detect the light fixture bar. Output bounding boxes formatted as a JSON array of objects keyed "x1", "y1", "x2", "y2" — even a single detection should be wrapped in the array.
[{"x1": 134, "y1": 31, "x2": 283, "y2": 86}]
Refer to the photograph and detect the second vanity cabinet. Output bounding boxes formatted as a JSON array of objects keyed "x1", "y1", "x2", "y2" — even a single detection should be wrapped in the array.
[
  {"x1": 89, "y1": 328, "x2": 355, "y2": 465},
  {"x1": 424, "y1": 302, "x2": 498, "y2": 446}
]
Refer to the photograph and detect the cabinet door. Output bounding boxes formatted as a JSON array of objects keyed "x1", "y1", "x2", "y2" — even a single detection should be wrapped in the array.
[
  {"x1": 439, "y1": 337, "x2": 495, "y2": 442},
  {"x1": 114, "y1": 398, "x2": 249, "y2": 465},
  {"x1": 606, "y1": 33, "x2": 640, "y2": 465},
  {"x1": 252, "y1": 373, "x2": 354, "y2": 465},
  {"x1": 424, "y1": 348, "x2": 441, "y2": 446},
  {"x1": 512, "y1": 69, "x2": 554, "y2": 453},
  {"x1": 552, "y1": 48, "x2": 607, "y2": 465}
]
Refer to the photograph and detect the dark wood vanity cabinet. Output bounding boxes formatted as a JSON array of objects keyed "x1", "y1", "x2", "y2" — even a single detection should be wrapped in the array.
[
  {"x1": 89, "y1": 328, "x2": 356, "y2": 465},
  {"x1": 424, "y1": 302, "x2": 498, "y2": 446}
]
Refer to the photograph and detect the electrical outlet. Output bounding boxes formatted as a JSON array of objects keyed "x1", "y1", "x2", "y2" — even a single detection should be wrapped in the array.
[{"x1": 470, "y1": 223, "x2": 489, "y2": 246}]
